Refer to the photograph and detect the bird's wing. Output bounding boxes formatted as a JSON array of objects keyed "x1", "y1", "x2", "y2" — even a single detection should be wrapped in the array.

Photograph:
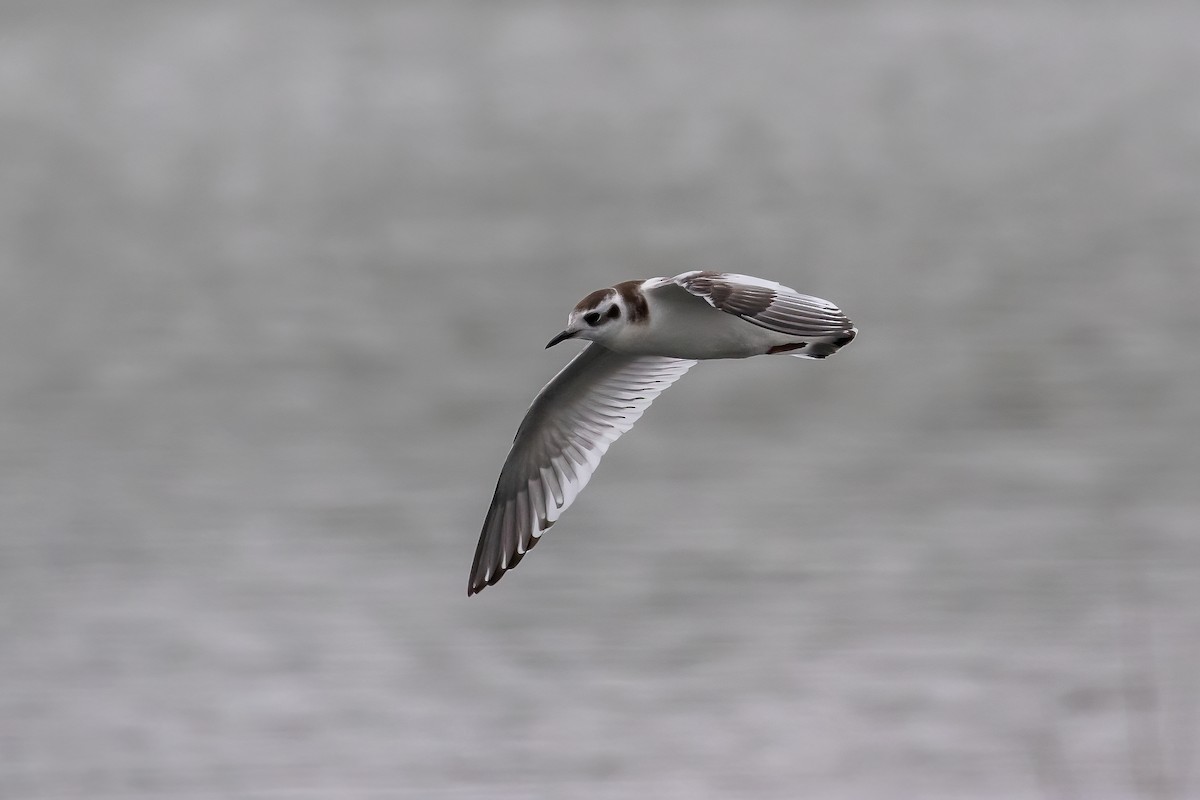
[
  {"x1": 668, "y1": 270, "x2": 855, "y2": 339},
  {"x1": 469, "y1": 344, "x2": 696, "y2": 595}
]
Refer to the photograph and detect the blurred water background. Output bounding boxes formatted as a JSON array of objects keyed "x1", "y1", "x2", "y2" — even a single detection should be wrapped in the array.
[{"x1": 2, "y1": 2, "x2": 1199, "y2": 798}]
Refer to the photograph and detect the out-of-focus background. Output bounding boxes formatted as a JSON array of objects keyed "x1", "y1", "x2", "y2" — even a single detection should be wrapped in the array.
[{"x1": 2, "y1": 2, "x2": 1198, "y2": 798}]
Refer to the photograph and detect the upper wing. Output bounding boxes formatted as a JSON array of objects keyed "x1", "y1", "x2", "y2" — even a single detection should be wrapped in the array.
[
  {"x1": 469, "y1": 344, "x2": 696, "y2": 595},
  {"x1": 670, "y1": 270, "x2": 855, "y2": 339}
]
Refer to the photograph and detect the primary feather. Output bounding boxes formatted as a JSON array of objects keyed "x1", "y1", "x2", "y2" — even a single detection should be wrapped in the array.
[{"x1": 468, "y1": 345, "x2": 695, "y2": 595}]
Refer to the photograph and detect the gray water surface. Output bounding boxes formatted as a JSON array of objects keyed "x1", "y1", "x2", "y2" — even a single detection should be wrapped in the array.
[{"x1": 2, "y1": 3, "x2": 1199, "y2": 798}]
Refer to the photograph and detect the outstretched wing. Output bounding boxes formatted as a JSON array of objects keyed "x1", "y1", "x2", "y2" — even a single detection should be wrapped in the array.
[
  {"x1": 671, "y1": 270, "x2": 855, "y2": 341},
  {"x1": 469, "y1": 344, "x2": 696, "y2": 595}
]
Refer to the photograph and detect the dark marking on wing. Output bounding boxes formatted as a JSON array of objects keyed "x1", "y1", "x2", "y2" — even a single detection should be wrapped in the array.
[{"x1": 674, "y1": 271, "x2": 855, "y2": 340}]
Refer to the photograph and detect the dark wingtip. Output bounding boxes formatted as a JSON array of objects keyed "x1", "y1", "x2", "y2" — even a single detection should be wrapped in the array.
[
  {"x1": 468, "y1": 564, "x2": 503, "y2": 596},
  {"x1": 468, "y1": 571, "x2": 502, "y2": 597}
]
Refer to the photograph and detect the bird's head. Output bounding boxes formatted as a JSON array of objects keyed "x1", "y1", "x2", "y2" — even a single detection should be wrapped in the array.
[{"x1": 545, "y1": 287, "x2": 629, "y2": 348}]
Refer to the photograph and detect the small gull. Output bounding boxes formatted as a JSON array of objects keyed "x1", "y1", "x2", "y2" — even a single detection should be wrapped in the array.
[{"x1": 468, "y1": 270, "x2": 856, "y2": 595}]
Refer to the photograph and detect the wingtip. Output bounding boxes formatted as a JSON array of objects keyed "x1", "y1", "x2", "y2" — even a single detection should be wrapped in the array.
[
  {"x1": 467, "y1": 573, "x2": 490, "y2": 596},
  {"x1": 467, "y1": 574, "x2": 498, "y2": 597},
  {"x1": 468, "y1": 564, "x2": 505, "y2": 596}
]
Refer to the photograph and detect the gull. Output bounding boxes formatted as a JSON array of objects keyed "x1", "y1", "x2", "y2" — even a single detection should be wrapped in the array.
[{"x1": 468, "y1": 270, "x2": 856, "y2": 595}]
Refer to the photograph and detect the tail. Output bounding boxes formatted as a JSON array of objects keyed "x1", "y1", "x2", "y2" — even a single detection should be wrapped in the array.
[{"x1": 779, "y1": 327, "x2": 857, "y2": 360}]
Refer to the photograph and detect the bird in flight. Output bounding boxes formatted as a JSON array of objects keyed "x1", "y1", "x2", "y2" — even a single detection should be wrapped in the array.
[{"x1": 468, "y1": 270, "x2": 856, "y2": 595}]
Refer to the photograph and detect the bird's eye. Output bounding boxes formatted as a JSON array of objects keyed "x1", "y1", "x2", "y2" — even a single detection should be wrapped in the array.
[
  {"x1": 584, "y1": 312, "x2": 601, "y2": 326},
  {"x1": 607, "y1": 305, "x2": 621, "y2": 319}
]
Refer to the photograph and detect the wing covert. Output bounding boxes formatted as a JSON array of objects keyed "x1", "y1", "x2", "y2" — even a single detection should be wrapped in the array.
[{"x1": 672, "y1": 270, "x2": 855, "y2": 339}]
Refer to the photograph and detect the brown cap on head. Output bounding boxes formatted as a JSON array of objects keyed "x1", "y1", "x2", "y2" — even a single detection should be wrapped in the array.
[{"x1": 573, "y1": 288, "x2": 615, "y2": 313}]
